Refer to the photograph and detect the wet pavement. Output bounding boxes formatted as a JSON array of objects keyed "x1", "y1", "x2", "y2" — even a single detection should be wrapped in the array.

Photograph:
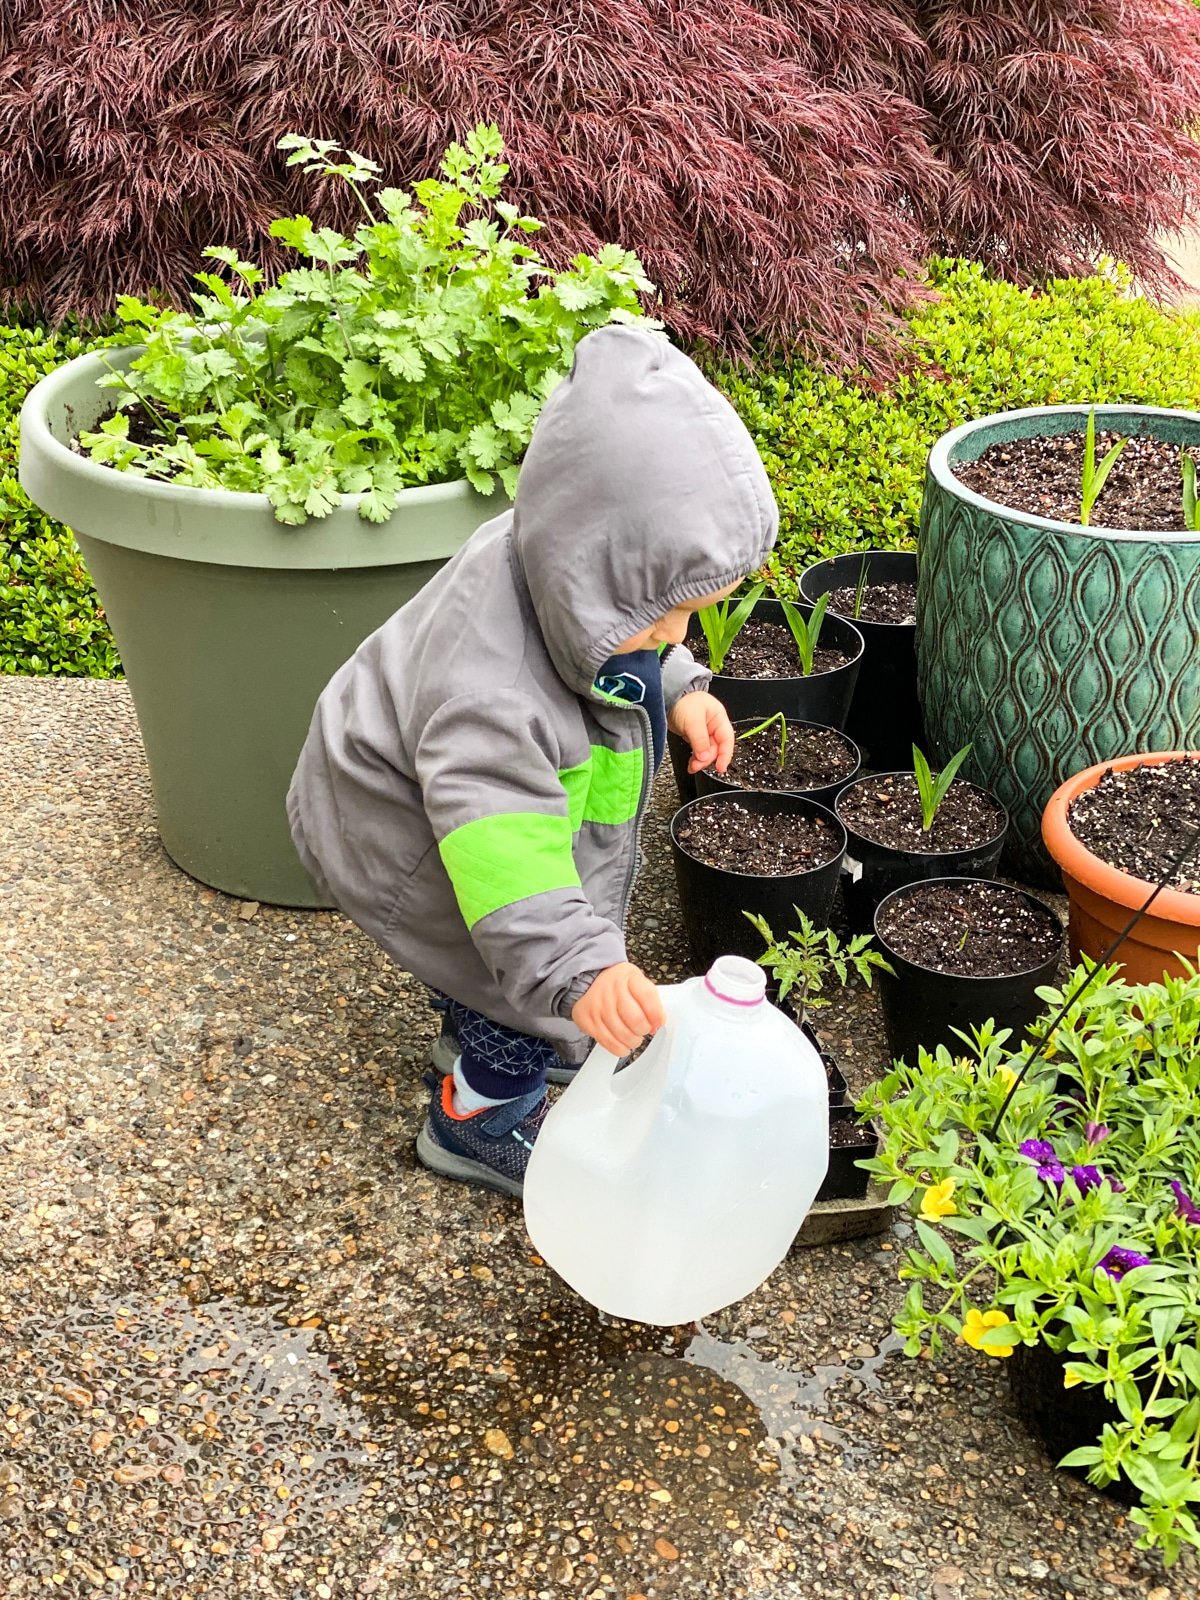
[{"x1": 1, "y1": 676, "x2": 1191, "y2": 1599}]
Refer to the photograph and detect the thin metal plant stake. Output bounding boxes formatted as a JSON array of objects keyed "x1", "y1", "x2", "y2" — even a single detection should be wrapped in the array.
[{"x1": 989, "y1": 818, "x2": 1200, "y2": 1138}]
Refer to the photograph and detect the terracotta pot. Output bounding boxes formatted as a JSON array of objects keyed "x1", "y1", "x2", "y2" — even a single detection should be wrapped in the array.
[{"x1": 1042, "y1": 752, "x2": 1200, "y2": 983}]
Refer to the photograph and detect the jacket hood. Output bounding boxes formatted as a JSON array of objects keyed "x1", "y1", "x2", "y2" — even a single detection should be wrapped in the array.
[{"x1": 511, "y1": 325, "x2": 778, "y2": 693}]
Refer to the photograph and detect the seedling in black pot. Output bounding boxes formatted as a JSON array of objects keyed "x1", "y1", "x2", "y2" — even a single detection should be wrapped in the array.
[
  {"x1": 780, "y1": 591, "x2": 830, "y2": 677},
  {"x1": 912, "y1": 741, "x2": 973, "y2": 832},
  {"x1": 738, "y1": 711, "x2": 788, "y2": 772},
  {"x1": 744, "y1": 906, "x2": 892, "y2": 1028},
  {"x1": 696, "y1": 581, "x2": 766, "y2": 674}
]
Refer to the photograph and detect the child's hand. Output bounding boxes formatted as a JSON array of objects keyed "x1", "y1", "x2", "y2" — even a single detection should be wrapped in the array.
[
  {"x1": 668, "y1": 690, "x2": 735, "y2": 774},
  {"x1": 572, "y1": 962, "x2": 666, "y2": 1057}
]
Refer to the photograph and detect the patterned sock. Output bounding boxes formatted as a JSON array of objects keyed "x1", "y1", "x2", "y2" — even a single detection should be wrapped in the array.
[{"x1": 451, "y1": 1055, "x2": 518, "y2": 1115}]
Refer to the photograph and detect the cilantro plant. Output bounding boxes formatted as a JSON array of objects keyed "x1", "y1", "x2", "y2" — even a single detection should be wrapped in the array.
[
  {"x1": 861, "y1": 962, "x2": 1200, "y2": 1564},
  {"x1": 744, "y1": 907, "x2": 891, "y2": 1025},
  {"x1": 80, "y1": 126, "x2": 657, "y2": 525}
]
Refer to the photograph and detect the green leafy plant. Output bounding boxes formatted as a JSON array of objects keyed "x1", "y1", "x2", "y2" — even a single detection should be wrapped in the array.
[
  {"x1": 1, "y1": 324, "x2": 122, "y2": 677},
  {"x1": 744, "y1": 907, "x2": 892, "y2": 1025},
  {"x1": 1183, "y1": 455, "x2": 1200, "y2": 533},
  {"x1": 860, "y1": 961, "x2": 1200, "y2": 1565},
  {"x1": 696, "y1": 582, "x2": 767, "y2": 674},
  {"x1": 779, "y1": 591, "x2": 830, "y2": 676},
  {"x1": 738, "y1": 710, "x2": 787, "y2": 771},
  {"x1": 912, "y1": 742, "x2": 972, "y2": 832},
  {"x1": 1079, "y1": 407, "x2": 1129, "y2": 528},
  {"x1": 79, "y1": 125, "x2": 657, "y2": 525}
]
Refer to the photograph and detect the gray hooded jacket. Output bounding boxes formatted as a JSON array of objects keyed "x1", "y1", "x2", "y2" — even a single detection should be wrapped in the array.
[{"x1": 287, "y1": 325, "x2": 778, "y2": 1056}]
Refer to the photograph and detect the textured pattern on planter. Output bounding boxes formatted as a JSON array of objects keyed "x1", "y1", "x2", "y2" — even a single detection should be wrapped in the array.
[{"x1": 917, "y1": 405, "x2": 1200, "y2": 885}]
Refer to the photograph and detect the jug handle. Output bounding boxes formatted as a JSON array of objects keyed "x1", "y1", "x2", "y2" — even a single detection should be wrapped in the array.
[{"x1": 560, "y1": 984, "x2": 680, "y2": 1111}]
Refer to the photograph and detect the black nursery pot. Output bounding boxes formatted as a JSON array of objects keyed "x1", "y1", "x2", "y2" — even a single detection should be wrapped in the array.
[
  {"x1": 1008, "y1": 1342, "x2": 1136, "y2": 1507},
  {"x1": 668, "y1": 790, "x2": 847, "y2": 971},
  {"x1": 667, "y1": 729, "x2": 697, "y2": 807},
  {"x1": 872, "y1": 877, "x2": 1064, "y2": 1064},
  {"x1": 816, "y1": 1106, "x2": 878, "y2": 1202},
  {"x1": 688, "y1": 598, "x2": 865, "y2": 728},
  {"x1": 799, "y1": 551, "x2": 926, "y2": 770},
  {"x1": 770, "y1": 1004, "x2": 849, "y2": 1106},
  {"x1": 835, "y1": 772, "x2": 1009, "y2": 936},
  {"x1": 694, "y1": 718, "x2": 863, "y2": 811}
]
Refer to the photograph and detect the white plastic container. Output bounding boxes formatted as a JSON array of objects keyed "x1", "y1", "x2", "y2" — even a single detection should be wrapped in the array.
[{"x1": 523, "y1": 955, "x2": 830, "y2": 1325}]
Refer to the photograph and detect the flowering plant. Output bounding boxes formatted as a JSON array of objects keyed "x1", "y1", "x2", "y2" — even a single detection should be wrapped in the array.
[{"x1": 859, "y1": 962, "x2": 1200, "y2": 1564}]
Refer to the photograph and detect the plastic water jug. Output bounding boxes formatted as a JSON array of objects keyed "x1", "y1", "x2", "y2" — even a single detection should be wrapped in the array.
[{"x1": 523, "y1": 954, "x2": 830, "y2": 1325}]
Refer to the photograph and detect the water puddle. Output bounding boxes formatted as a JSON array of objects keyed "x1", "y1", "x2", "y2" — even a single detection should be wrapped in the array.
[{"x1": 684, "y1": 1325, "x2": 904, "y2": 1471}]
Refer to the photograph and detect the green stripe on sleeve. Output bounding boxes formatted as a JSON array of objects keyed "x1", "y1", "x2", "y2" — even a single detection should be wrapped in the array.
[
  {"x1": 438, "y1": 812, "x2": 581, "y2": 929},
  {"x1": 557, "y1": 760, "x2": 591, "y2": 833},
  {"x1": 584, "y1": 745, "x2": 643, "y2": 825}
]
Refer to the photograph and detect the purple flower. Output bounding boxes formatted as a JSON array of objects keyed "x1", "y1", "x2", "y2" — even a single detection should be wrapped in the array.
[
  {"x1": 1070, "y1": 1165, "x2": 1104, "y2": 1194},
  {"x1": 1085, "y1": 1122, "x2": 1111, "y2": 1146},
  {"x1": 1020, "y1": 1139, "x2": 1065, "y2": 1186},
  {"x1": 1098, "y1": 1246, "x2": 1152, "y2": 1280},
  {"x1": 1172, "y1": 1181, "x2": 1200, "y2": 1224}
]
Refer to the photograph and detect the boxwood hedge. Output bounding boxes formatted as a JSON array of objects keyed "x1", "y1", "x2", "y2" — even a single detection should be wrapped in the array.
[{"x1": 3, "y1": 260, "x2": 1200, "y2": 675}]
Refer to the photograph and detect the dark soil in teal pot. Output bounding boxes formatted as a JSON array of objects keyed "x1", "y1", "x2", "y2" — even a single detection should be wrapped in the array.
[{"x1": 917, "y1": 404, "x2": 1200, "y2": 885}]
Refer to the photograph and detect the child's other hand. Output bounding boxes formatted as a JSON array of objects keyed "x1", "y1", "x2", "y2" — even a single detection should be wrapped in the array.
[
  {"x1": 572, "y1": 963, "x2": 665, "y2": 1057},
  {"x1": 668, "y1": 690, "x2": 735, "y2": 774}
]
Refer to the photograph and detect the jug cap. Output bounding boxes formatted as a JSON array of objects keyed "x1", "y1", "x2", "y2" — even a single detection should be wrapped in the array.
[{"x1": 704, "y1": 955, "x2": 767, "y2": 1007}]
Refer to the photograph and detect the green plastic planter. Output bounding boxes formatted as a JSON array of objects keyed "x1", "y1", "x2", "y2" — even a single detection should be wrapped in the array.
[
  {"x1": 19, "y1": 348, "x2": 508, "y2": 906},
  {"x1": 918, "y1": 405, "x2": 1200, "y2": 885}
]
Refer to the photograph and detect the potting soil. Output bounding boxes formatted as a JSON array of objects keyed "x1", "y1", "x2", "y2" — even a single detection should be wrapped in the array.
[
  {"x1": 695, "y1": 621, "x2": 852, "y2": 680},
  {"x1": 674, "y1": 801, "x2": 841, "y2": 875},
  {"x1": 875, "y1": 881, "x2": 1062, "y2": 977},
  {"x1": 827, "y1": 580, "x2": 917, "y2": 626},
  {"x1": 955, "y1": 432, "x2": 1200, "y2": 531},
  {"x1": 837, "y1": 773, "x2": 1004, "y2": 853},
  {"x1": 1067, "y1": 757, "x2": 1200, "y2": 893}
]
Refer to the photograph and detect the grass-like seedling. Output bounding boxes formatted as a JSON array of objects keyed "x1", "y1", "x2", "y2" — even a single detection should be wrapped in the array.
[
  {"x1": 852, "y1": 557, "x2": 870, "y2": 619},
  {"x1": 1079, "y1": 407, "x2": 1128, "y2": 527},
  {"x1": 779, "y1": 591, "x2": 830, "y2": 676},
  {"x1": 738, "y1": 710, "x2": 787, "y2": 771},
  {"x1": 1183, "y1": 454, "x2": 1200, "y2": 532},
  {"x1": 912, "y1": 742, "x2": 973, "y2": 832},
  {"x1": 696, "y1": 582, "x2": 766, "y2": 674}
]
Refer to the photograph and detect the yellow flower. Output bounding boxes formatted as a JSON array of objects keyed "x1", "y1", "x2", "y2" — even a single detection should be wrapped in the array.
[
  {"x1": 1063, "y1": 1368, "x2": 1084, "y2": 1389},
  {"x1": 961, "y1": 1308, "x2": 1015, "y2": 1359},
  {"x1": 920, "y1": 1178, "x2": 957, "y2": 1219},
  {"x1": 997, "y1": 1066, "x2": 1018, "y2": 1090}
]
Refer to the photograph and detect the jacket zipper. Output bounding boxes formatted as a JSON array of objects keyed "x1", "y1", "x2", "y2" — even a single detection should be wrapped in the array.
[{"x1": 616, "y1": 700, "x2": 653, "y2": 935}]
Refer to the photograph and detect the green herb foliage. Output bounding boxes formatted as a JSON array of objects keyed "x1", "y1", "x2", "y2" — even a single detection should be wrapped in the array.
[
  {"x1": 1079, "y1": 407, "x2": 1129, "y2": 527},
  {"x1": 1183, "y1": 455, "x2": 1200, "y2": 533},
  {"x1": 738, "y1": 711, "x2": 787, "y2": 771},
  {"x1": 696, "y1": 582, "x2": 767, "y2": 674},
  {"x1": 744, "y1": 907, "x2": 892, "y2": 1025},
  {"x1": 779, "y1": 591, "x2": 829, "y2": 676},
  {"x1": 912, "y1": 742, "x2": 972, "y2": 831},
  {"x1": 860, "y1": 962, "x2": 1200, "y2": 1564},
  {"x1": 80, "y1": 126, "x2": 657, "y2": 525}
]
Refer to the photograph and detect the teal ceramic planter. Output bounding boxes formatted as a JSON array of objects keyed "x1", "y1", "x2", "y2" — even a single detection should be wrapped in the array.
[
  {"x1": 20, "y1": 348, "x2": 509, "y2": 906},
  {"x1": 918, "y1": 405, "x2": 1200, "y2": 885}
]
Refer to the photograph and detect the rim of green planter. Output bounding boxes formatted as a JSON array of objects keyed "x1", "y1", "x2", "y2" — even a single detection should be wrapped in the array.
[
  {"x1": 19, "y1": 346, "x2": 489, "y2": 569},
  {"x1": 928, "y1": 403, "x2": 1200, "y2": 543}
]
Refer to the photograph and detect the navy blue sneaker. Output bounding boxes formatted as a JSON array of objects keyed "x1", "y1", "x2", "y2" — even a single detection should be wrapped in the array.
[
  {"x1": 428, "y1": 1011, "x2": 579, "y2": 1086},
  {"x1": 415, "y1": 1072, "x2": 549, "y2": 1197}
]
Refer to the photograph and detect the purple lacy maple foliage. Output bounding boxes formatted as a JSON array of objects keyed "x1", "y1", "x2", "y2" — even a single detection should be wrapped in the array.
[{"x1": 1, "y1": 0, "x2": 1197, "y2": 361}]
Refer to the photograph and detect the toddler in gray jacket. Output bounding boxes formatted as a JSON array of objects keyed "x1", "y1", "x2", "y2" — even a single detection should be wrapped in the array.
[{"x1": 288, "y1": 324, "x2": 779, "y2": 1196}]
